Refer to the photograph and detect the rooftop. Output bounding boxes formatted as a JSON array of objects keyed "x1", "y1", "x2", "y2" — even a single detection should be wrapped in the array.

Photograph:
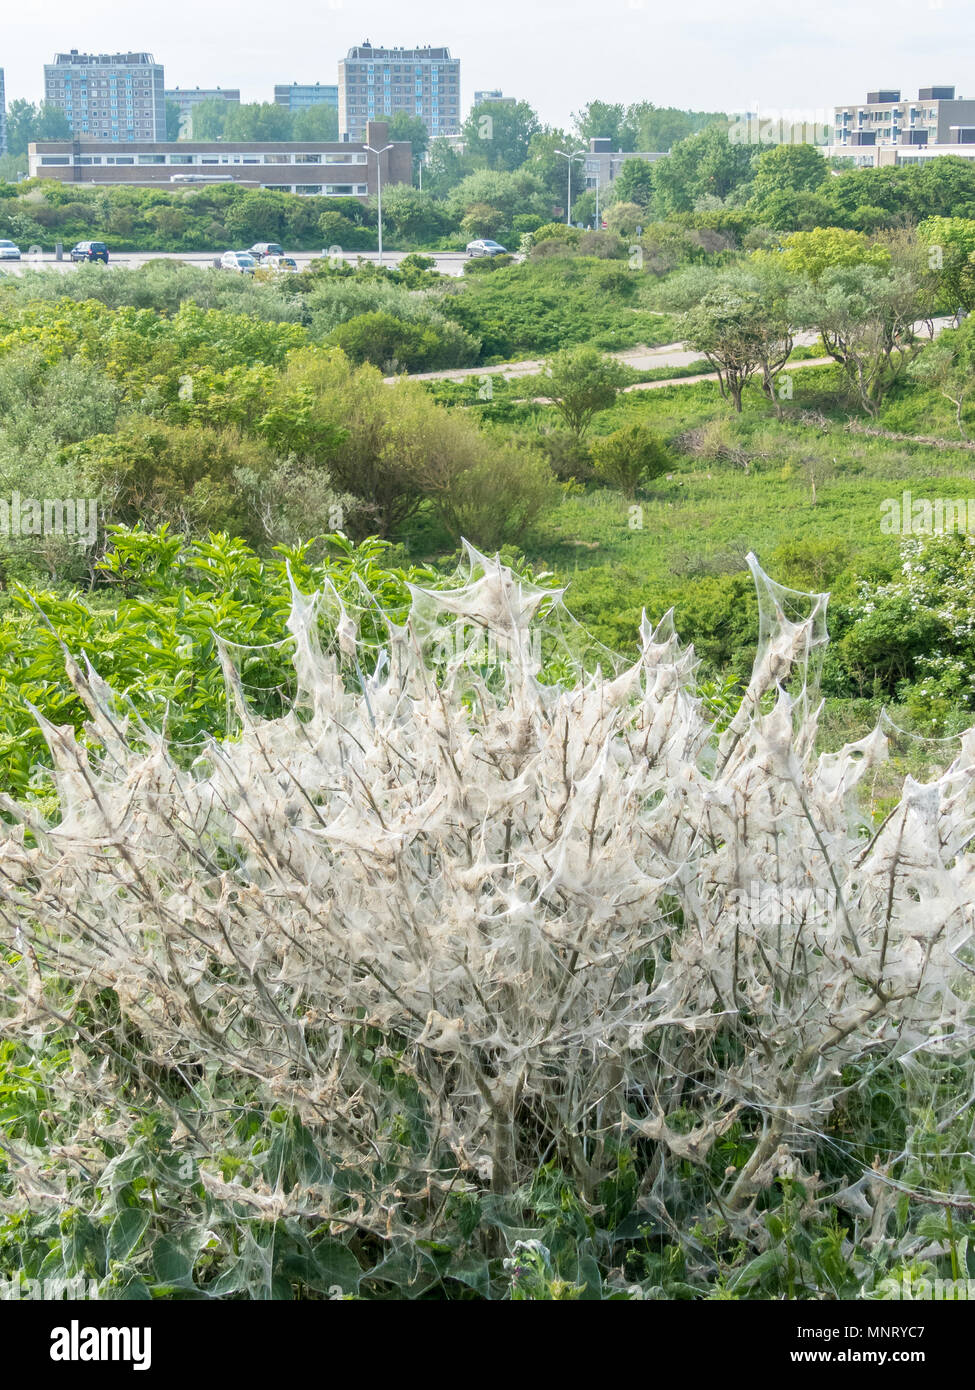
[{"x1": 52, "y1": 51, "x2": 158, "y2": 66}]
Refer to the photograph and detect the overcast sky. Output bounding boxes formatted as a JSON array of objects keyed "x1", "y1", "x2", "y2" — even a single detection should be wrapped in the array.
[{"x1": 2, "y1": 0, "x2": 972, "y2": 128}]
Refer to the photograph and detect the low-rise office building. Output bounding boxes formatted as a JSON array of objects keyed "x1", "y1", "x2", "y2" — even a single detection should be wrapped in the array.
[
  {"x1": 29, "y1": 121, "x2": 412, "y2": 198},
  {"x1": 583, "y1": 139, "x2": 666, "y2": 194},
  {"x1": 826, "y1": 140, "x2": 975, "y2": 167}
]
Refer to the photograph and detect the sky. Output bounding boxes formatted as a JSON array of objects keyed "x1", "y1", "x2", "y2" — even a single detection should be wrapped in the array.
[{"x1": 2, "y1": 0, "x2": 973, "y2": 129}]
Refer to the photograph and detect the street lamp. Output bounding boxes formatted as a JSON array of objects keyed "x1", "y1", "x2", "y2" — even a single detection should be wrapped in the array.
[
  {"x1": 554, "y1": 148, "x2": 585, "y2": 227},
  {"x1": 364, "y1": 142, "x2": 394, "y2": 266}
]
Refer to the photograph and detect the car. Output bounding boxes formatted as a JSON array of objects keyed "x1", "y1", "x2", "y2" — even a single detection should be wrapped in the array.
[
  {"x1": 221, "y1": 250, "x2": 257, "y2": 274},
  {"x1": 248, "y1": 242, "x2": 284, "y2": 262},
  {"x1": 466, "y1": 239, "x2": 507, "y2": 257},
  {"x1": 261, "y1": 255, "x2": 298, "y2": 273},
  {"x1": 70, "y1": 241, "x2": 109, "y2": 263},
  {"x1": 0, "y1": 241, "x2": 21, "y2": 261}
]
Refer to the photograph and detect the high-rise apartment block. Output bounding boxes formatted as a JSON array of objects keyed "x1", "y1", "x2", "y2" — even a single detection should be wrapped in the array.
[
  {"x1": 44, "y1": 50, "x2": 166, "y2": 142},
  {"x1": 338, "y1": 43, "x2": 460, "y2": 141},
  {"x1": 274, "y1": 83, "x2": 339, "y2": 113}
]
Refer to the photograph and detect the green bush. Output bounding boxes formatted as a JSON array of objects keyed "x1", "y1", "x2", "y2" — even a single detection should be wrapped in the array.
[{"x1": 591, "y1": 423, "x2": 672, "y2": 498}]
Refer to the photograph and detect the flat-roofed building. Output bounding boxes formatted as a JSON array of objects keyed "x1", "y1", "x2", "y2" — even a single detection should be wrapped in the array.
[
  {"x1": 833, "y1": 84, "x2": 975, "y2": 150},
  {"x1": 44, "y1": 50, "x2": 166, "y2": 142},
  {"x1": 583, "y1": 138, "x2": 666, "y2": 193},
  {"x1": 29, "y1": 121, "x2": 412, "y2": 199}
]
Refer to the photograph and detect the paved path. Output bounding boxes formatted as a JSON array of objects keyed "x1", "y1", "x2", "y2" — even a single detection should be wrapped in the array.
[{"x1": 392, "y1": 320, "x2": 952, "y2": 387}]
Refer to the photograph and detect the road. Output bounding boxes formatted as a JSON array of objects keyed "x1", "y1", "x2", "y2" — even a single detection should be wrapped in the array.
[{"x1": 0, "y1": 249, "x2": 474, "y2": 277}]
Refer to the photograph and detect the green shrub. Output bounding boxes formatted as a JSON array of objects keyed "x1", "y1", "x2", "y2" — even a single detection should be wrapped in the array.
[{"x1": 591, "y1": 423, "x2": 672, "y2": 498}]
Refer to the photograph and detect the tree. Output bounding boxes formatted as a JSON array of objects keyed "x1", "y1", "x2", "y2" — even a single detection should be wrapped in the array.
[
  {"x1": 798, "y1": 263, "x2": 930, "y2": 415},
  {"x1": 224, "y1": 103, "x2": 294, "y2": 143},
  {"x1": 910, "y1": 314, "x2": 975, "y2": 438},
  {"x1": 751, "y1": 143, "x2": 829, "y2": 199},
  {"x1": 679, "y1": 274, "x2": 796, "y2": 413},
  {"x1": 611, "y1": 159, "x2": 655, "y2": 210},
  {"x1": 292, "y1": 104, "x2": 339, "y2": 141},
  {"x1": 5, "y1": 100, "x2": 71, "y2": 159},
  {"x1": 380, "y1": 185, "x2": 449, "y2": 244},
  {"x1": 190, "y1": 98, "x2": 229, "y2": 140},
  {"x1": 573, "y1": 101, "x2": 726, "y2": 155},
  {"x1": 165, "y1": 99, "x2": 183, "y2": 142},
  {"x1": 462, "y1": 101, "x2": 541, "y2": 173},
  {"x1": 388, "y1": 113, "x2": 429, "y2": 176},
  {"x1": 541, "y1": 346, "x2": 629, "y2": 436},
  {"x1": 591, "y1": 423, "x2": 671, "y2": 497},
  {"x1": 767, "y1": 227, "x2": 890, "y2": 283},
  {"x1": 651, "y1": 126, "x2": 757, "y2": 215},
  {"x1": 636, "y1": 104, "x2": 725, "y2": 152},
  {"x1": 223, "y1": 189, "x2": 290, "y2": 243},
  {"x1": 916, "y1": 216, "x2": 975, "y2": 316},
  {"x1": 603, "y1": 201, "x2": 644, "y2": 237},
  {"x1": 448, "y1": 168, "x2": 549, "y2": 232},
  {"x1": 422, "y1": 136, "x2": 472, "y2": 199},
  {"x1": 572, "y1": 101, "x2": 634, "y2": 151},
  {"x1": 528, "y1": 130, "x2": 587, "y2": 212}
]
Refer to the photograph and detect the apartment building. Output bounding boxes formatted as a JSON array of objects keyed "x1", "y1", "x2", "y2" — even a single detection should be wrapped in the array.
[
  {"x1": 833, "y1": 85, "x2": 975, "y2": 150},
  {"x1": 165, "y1": 86, "x2": 240, "y2": 136},
  {"x1": 29, "y1": 121, "x2": 412, "y2": 199},
  {"x1": 0, "y1": 69, "x2": 6, "y2": 158},
  {"x1": 339, "y1": 43, "x2": 460, "y2": 141},
  {"x1": 274, "y1": 84, "x2": 339, "y2": 113},
  {"x1": 44, "y1": 51, "x2": 166, "y2": 142}
]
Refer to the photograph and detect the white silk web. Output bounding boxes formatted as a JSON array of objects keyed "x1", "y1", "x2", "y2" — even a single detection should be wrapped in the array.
[{"x1": 0, "y1": 543, "x2": 972, "y2": 1273}]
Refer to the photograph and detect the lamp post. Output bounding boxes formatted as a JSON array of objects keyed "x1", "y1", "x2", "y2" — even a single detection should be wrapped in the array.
[
  {"x1": 364, "y1": 142, "x2": 393, "y2": 266},
  {"x1": 554, "y1": 148, "x2": 585, "y2": 226}
]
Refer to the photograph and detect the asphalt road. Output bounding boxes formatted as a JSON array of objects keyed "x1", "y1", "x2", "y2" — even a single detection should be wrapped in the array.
[{"x1": 0, "y1": 249, "x2": 475, "y2": 277}]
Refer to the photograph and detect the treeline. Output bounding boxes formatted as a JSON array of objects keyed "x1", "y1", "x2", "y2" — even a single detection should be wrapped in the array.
[{"x1": 5, "y1": 137, "x2": 975, "y2": 257}]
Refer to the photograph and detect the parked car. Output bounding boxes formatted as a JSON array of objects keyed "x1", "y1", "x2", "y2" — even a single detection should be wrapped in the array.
[
  {"x1": 0, "y1": 241, "x2": 21, "y2": 261},
  {"x1": 221, "y1": 250, "x2": 257, "y2": 274},
  {"x1": 248, "y1": 242, "x2": 284, "y2": 262},
  {"x1": 261, "y1": 255, "x2": 298, "y2": 273},
  {"x1": 466, "y1": 239, "x2": 507, "y2": 257},
  {"x1": 70, "y1": 241, "x2": 109, "y2": 263}
]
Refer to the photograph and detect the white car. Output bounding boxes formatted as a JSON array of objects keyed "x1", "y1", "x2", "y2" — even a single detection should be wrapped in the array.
[
  {"x1": 466, "y1": 239, "x2": 507, "y2": 257},
  {"x1": 260, "y1": 255, "x2": 299, "y2": 273},
  {"x1": 0, "y1": 241, "x2": 21, "y2": 261},
  {"x1": 220, "y1": 250, "x2": 257, "y2": 274}
]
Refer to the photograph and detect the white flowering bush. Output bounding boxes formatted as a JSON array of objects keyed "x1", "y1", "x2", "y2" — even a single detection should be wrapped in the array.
[
  {"x1": 841, "y1": 533, "x2": 975, "y2": 728},
  {"x1": 0, "y1": 541, "x2": 973, "y2": 1296}
]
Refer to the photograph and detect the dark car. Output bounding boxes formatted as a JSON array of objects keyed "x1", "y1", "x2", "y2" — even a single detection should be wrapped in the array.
[{"x1": 70, "y1": 241, "x2": 109, "y2": 264}]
